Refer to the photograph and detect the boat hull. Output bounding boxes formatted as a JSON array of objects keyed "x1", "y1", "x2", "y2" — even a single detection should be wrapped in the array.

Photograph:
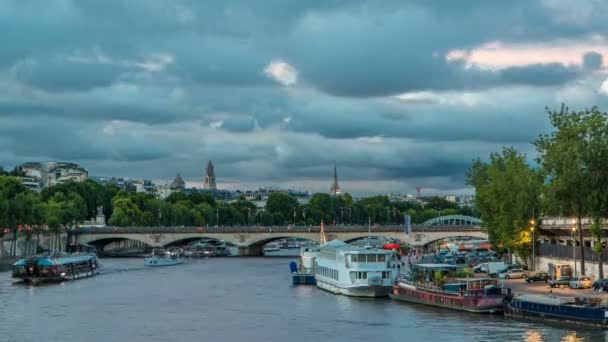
[
  {"x1": 316, "y1": 280, "x2": 392, "y2": 297},
  {"x1": 504, "y1": 299, "x2": 608, "y2": 328},
  {"x1": 292, "y1": 273, "x2": 316, "y2": 285},
  {"x1": 16, "y1": 268, "x2": 101, "y2": 285},
  {"x1": 390, "y1": 283, "x2": 504, "y2": 313},
  {"x1": 144, "y1": 259, "x2": 184, "y2": 267}
]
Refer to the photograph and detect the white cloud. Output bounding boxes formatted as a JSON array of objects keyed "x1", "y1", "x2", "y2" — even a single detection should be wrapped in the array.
[
  {"x1": 599, "y1": 78, "x2": 608, "y2": 95},
  {"x1": 264, "y1": 60, "x2": 298, "y2": 86}
]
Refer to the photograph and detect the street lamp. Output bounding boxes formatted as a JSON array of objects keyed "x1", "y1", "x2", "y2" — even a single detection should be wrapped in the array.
[
  {"x1": 216, "y1": 208, "x2": 219, "y2": 227},
  {"x1": 340, "y1": 208, "x2": 344, "y2": 226},
  {"x1": 530, "y1": 219, "x2": 535, "y2": 271},
  {"x1": 247, "y1": 208, "x2": 251, "y2": 226},
  {"x1": 293, "y1": 209, "x2": 296, "y2": 226},
  {"x1": 572, "y1": 226, "x2": 577, "y2": 276},
  {"x1": 530, "y1": 226, "x2": 535, "y2": 272}
]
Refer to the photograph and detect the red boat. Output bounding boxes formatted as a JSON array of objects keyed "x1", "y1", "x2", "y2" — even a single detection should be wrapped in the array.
[{"x1": 390, "y1": 264, "x2": 507, "y2": 313}]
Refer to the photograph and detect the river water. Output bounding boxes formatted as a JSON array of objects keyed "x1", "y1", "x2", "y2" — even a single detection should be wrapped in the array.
[{"x1": 0, "y1": 257, "x2": 606, "y2": 342}]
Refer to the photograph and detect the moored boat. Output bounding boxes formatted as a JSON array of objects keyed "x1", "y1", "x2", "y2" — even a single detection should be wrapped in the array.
[
  {"x1": 390, "y1": 263, "x2": 507, "y2": 313},
  {"x1": 314, "y1": 240, "x2": 397, "y2": 297},
  {"x1": 291, "y1": 245, "x2": 319, "y2": 285},
  {"x1": 263, "y1": 242, "x2": 281, "y2": 253},
  {"x1": 504, "y1": 294, "x2": 608, "y2": 328},
  {"x1": 144, "y1": 249, "x2": 184, "y2": 267},
  {"x1": 12, "y1": 252, "x2": 101, "y2": 285}
]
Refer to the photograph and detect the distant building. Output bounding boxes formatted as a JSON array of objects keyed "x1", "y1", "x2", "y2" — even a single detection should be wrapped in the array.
[
  {"x1": 156, "y1": 185, "x2": 174, "y2": 200},
  {"x1": 20, "y1": 176, "x2": 43, "y2": 193},
  {"x1": 170, "y1": 174, "x2": 186, "y2": 190},
  {"x1": 330, "y1": 164, "x2": 341, "y2": 195},
  {"x1": 203, "y1": 160, "x2": 217, "y2": 190},
  {"x1": 445, "y1": 195, "x2": 457, "y2": 203},
  {"x1": 17, "y1": 161, "x2": 88, "y2": 189},
  {"x1": 134, "y1": 180, "x2": 156, "y2": 196}
]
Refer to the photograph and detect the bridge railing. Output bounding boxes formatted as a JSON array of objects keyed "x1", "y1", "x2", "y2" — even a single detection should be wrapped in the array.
[{"x1": 75, "y1": 225, "x2": 483, "y2": 234}]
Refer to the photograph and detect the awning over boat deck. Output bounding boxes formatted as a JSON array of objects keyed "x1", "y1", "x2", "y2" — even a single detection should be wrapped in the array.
[{"x1": 12, "y1": 259, "x2": 26, "y2": 266}]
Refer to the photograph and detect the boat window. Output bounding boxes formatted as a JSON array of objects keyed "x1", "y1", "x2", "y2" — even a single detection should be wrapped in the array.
[
  {"x1": 367, "y1": 254, "x2": 377, "y2": 263},
  {"x1": 377, "y1": 254, "x2": 386, "y2": 262}
]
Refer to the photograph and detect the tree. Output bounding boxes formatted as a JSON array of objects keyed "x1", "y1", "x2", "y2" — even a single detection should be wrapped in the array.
[
  {"x1": 535, "y1": 105, "x2": 592, "y2": 275},
  {"x1": 578, "y1": 107, "x2": 608, "y2": 278},
  {"x1": 265, "y1": 193, "x2": 298, "y2": 224},
  {"x1": 109, "y1": 197, "x2": 142, "y2": 227},
  {"x1": 467, "y1": 147, "x2": 542, "y2": 263}
]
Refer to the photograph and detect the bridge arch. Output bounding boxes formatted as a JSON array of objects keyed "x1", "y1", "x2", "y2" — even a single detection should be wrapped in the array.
[
  {"x1": 79, "y1": 235, "x2": 155, "y2": 248},
  {"x1": 163, "y1": 236, "x2": 236, "y2": 248},
  {"x1": 246, "y1": 234, "x2": 319, "y2": 248},
  {"x1": 422, "y1": 215, "x2": 482, "y2": 226}
]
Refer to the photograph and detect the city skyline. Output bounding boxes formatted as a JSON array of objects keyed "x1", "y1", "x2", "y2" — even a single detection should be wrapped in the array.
[{"x1": 2, "y1": 2, "x2": 608, "y2": 195}]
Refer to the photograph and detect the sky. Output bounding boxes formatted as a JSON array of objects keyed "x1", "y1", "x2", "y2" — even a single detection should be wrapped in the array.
[{"x1": 2, "y1": 1, "x2": 608, "y2": 195}]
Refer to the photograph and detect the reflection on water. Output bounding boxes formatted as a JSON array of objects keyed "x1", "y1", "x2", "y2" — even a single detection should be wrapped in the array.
[
  {"x1": 1, "y1": 258, "x2": 608, "y2": 342},
  {"x1": 524, "y1": 330, "x2": 544, "y2": 342},
  {"x1": 561, "y1": 332, "x2": 585, "y2": 342}
]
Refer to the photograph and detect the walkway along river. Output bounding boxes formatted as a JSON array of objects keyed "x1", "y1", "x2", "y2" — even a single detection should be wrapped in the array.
[{"x1": 1, "y1": 258, "x2": 606, "y2": 342}]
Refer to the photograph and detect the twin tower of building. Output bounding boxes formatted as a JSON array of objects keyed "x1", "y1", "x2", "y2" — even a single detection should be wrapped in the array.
[
  {"x1": 173, "y1": 160, "x2": 341, "y2": 194},
  {"x1": 201, "y1": 161, "x2": 341, "y2": 194},
  {"x1": 203, "y1": 160, "x2": 216, "y2": 190}
]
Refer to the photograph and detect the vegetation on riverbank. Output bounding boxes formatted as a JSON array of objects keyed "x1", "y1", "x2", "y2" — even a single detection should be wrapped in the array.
[{"x1": 467, "y1": 105, "x2": 608, "y2": 276}]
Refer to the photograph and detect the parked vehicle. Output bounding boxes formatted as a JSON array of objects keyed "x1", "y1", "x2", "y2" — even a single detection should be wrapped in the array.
[
  {"x1": 592, "y1": 279, "x2": 608, "y2": 291},
  {"x1": 549, "y1": 276, "x2": 573, "y2": 288},
  {"x1": 473, "y1": 263, "x2": 488, "y2": 273},
  {"x1": 570, "y1": 276, "x2": 593, "y2": 289},
  {"x1": 487, "y1": 262, "x2": 506, "y2": 278},
  {"x1": 499, "y1": 268, "x2": 528, "y2": 279},
  {"x1": 548, "y1": 262, "x2": 572, "y2": 280},
  {"x1": 525, "y1": 272, "x2": 551, "y2": 283}
]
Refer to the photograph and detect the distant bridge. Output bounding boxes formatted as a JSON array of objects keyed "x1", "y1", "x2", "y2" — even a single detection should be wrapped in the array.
[
  {"x1": 422, "y1": 215, "x2": 482, "y2": 226},
  {"x1": 73, "y1": 224, "x2": 485, "y2": 256},
  {"x1": 2, "y1": 216, "x2": 486, "y2": 256}
]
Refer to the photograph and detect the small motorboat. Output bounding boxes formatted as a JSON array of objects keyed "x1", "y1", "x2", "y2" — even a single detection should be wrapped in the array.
[{"x1": 144, "y1": 249, "x2": 184, "y2": 267}]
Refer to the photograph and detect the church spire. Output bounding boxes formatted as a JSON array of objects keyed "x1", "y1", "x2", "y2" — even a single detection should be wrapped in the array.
[
  {"x1": 203, "y1": 160, "x2": 217, "y2": 190},
  {"x1": 330, "y1": 163, "x2": 341, "y2": 195}
]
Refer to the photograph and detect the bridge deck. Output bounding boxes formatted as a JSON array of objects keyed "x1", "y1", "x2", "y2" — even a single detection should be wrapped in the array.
[{"x1": 76, "y1": 225, "x2": 483, "y2": 234}]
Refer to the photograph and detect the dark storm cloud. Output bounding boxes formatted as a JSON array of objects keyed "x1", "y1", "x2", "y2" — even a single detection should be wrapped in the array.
[
  {"x1": 583, "y1": 51, "x2": 603, "y2": 70},
  {"x1": 1, "y1": 0, "x2": 607, "y2": 193},
  {"x1": 500, "y1": 63, "x2": 581, "y2": 87}
]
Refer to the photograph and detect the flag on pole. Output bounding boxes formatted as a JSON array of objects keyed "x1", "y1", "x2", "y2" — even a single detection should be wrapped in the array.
[{"x1": 320, "y1": 220, "x2": 327, "y2": 245}]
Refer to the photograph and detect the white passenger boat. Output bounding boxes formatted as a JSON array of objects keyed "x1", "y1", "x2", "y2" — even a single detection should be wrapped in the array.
[
  {"x1": 263, "y1": 242, "x2": 281, "y2": 253},
  {"x1": 314, "y1": 240, "x2": 397, "y2": 297},
  {"x1": 144, "y1": 249, "x2": 184, "y2": 267}
]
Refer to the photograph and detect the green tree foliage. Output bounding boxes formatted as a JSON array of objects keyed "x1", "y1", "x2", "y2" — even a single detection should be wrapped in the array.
[
  {"x1": 534, "y1": 106, "x2": 608, "y2": 275},
  {"x1": 265, "y1": 192, "x2": 299, "y2": 225},
  {"x1": 467, "y1": 147, "x2": 542, "y2": 263}
]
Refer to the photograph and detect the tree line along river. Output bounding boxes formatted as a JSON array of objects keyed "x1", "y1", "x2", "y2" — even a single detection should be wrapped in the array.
[{"x1": 0, "y1": 257, "x2": 605, "y2": 342}]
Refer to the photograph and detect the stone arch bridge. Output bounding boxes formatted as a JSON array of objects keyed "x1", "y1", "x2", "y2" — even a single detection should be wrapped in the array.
[{"x1": 73, "y1": 224, "x2": 487, "y2": 256}]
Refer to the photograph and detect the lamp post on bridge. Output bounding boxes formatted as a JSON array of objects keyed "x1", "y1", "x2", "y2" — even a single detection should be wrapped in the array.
[
  {"x1": 341, "y1": 208, "x2": 344, "y2": 226},
  {"x1": 247, "y1": 208, "x2": 251, "y2": 227},
  {"x1": 348, "y1": 207, "x2": 352, "y2": 226}
]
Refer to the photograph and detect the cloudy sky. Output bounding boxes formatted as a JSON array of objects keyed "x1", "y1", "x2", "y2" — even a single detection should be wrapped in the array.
[{"x1": 2, "y1": 1, "x2": 608, "y2": 195}]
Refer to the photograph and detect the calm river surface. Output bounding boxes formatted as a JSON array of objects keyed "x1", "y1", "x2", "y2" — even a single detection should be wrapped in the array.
[{"x1": 1, "y1": 257, "x2": 606, "y2": 342}]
